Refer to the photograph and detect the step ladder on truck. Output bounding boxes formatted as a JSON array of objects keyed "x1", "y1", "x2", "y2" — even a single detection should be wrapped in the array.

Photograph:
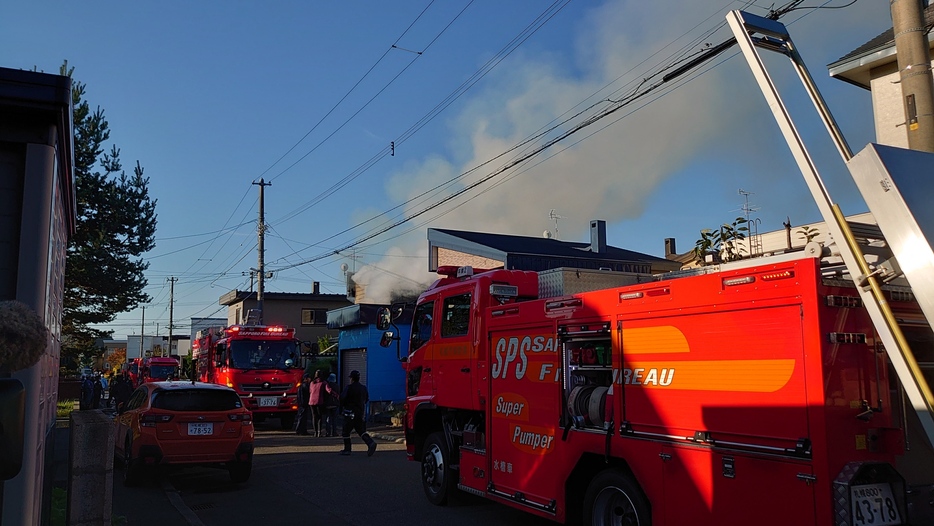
[{"x1": 728, "y1": 9, "x2": 934, "y2": 523}]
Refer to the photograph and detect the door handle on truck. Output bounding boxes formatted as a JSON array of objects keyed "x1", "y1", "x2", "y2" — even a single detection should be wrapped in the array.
[
  {"x1": 424, "y1": 367, "x2": 431, "y2": 372},
  {"x1": 461, "y1": 367, "x2": 470, "y2": 373}
]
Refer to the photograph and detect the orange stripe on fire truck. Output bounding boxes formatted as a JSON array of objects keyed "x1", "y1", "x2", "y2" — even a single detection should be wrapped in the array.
[
  {"x1": 622, "y1": 326, "x2": 690, "y2": 354},
  {"x1": 616, "y1": 359, "x2": 796, "y2": 392}
]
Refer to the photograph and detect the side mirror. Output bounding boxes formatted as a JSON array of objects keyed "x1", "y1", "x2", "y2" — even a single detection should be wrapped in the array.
[
  {"x1": 380, "y1": 331, "x2": 394, "y2": 348},
  {"x1": 376, "y1": 307, "x2": 391, "y2": 331},
  {"x1": 284, "y1": 358, "x2": 294, "y2": 368}
]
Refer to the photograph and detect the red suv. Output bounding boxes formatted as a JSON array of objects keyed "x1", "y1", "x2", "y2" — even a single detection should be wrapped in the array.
[{"x1": 114, "y1": 381, "x2": 254, "y2": 485}]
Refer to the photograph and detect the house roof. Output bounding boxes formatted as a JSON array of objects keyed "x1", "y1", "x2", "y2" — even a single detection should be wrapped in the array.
[
  {"x1": 828, "y1": 5, "x2": 934, "y2": 89},
  {"x1": 219, "y1": 290, "x2": 348, "y2": 306},
  {"x1": 429, "y1": 227, "x2": 679, "y2": 273}
]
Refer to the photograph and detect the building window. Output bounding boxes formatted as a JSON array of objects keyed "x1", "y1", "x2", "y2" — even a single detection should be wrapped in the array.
[{"x1": 302, "y1": 308, "x2": 327, "y2": 326}]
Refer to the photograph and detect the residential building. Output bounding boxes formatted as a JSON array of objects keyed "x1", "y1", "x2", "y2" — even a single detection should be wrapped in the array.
[
  {"x1": 218, "y1": 283, "x2": 351, "y2": 345},
  {"x1": 428, "y1": 219, "x2": 681, "y2": 275},
  {"x1": 828, "y1": 5, "x2": 934, "y2": 147},
  {"x1": 0, "y1": 67, "x2": 76, "y2": 526}
]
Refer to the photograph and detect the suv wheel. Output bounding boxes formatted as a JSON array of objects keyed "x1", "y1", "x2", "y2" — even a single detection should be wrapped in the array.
[{"x1": 122, "y1": 436, "x2": 143, "y2": 487}]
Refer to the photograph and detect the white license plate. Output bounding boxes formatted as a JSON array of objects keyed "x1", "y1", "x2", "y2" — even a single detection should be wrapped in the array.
[
  {"x1": 851, "y1": 483, "x2": 902, "y2": 526},
  {"x1": 187, "y1": 423, "x2": 213, "y2": 436},
  {"x1": 258, "y1": 397, "x2": 279, "y2": 407}
]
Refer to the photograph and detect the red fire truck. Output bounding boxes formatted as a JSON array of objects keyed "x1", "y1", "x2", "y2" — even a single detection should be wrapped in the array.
[
  {"x1": 192, "y1": 324, "x2": 304, "y2": 428},
  {"x1": 124, "y1": 357, "x2": 143, "y2": 387},
  {"x1": 139, "y1": 356, "x2": 180, "y2": 384},
  {"x1": 383, "y1": 259, "x2": 933, "y2": 525},
  {"x1": 375, "y1": 9, "x2": 934, "y2": 526}
]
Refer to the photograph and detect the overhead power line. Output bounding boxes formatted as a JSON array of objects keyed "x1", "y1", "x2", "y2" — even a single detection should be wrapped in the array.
[{"x1": 269, "y1": 0, "x2": 837, "y2": 272}]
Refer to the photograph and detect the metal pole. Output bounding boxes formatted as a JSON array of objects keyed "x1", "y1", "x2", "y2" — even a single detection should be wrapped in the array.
[
  {"x1": 139, "y1": 306, "x2": 145, "y2": 358},
  {"x1": 891, "y1": 0, "x2": 934, "y2": 152},
  {"x1": 253, "y1": 179, "x2": 271, "y2": 324},
  {"x1": 167, "y1": 277, "x2": 177, "y2": 357}
]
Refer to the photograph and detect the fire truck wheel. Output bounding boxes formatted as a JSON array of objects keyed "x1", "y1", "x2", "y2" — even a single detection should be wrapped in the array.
[
  {"x1": 122, "y1": 435, "x2": 143, "y2": 487},
  {"x1": 583, "y1": 469, "x2": 650, "y2": 526},
  {"x1": 422, "y1": 432, "x2": 457, "y2": 506}
]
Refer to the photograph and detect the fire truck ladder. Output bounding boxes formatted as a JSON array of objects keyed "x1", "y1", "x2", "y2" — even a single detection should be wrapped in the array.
[{"x1": 727, "y1": 10, "x2": 934, "y2": 449}]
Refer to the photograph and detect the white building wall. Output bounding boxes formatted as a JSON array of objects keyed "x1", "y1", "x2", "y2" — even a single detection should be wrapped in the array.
[{"x1": 870, "y1": 62, "x2": 910, "y2": 148}]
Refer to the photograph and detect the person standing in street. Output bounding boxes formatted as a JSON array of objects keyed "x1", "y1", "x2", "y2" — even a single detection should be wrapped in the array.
[
  {"x1": 111, "y1": 373, "x2": 133, "y2": 412},
  {"x1": 339, "y1": 370, "x2": 376, "y2": 456},
  {"x1": 324, "y1": 372, "x2": 340, "y2": 437},
  {"x1": 91, "y1": 373, "x2": 103, "y2": 409},
  {"x1": 100, "y1": 373, "x2": 109, "y2": 407},
  {"x1": 309, "y1": 370, "x2": 329, "y2": 437},
  {"x1": 294, "y1": 374, "x2": 311, "y2": 435}
]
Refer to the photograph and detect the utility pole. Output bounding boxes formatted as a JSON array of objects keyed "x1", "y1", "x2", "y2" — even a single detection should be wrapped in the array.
[
  {"x1": 891, "y1": 0, "x2": 934, "y2": 152},
  {"x1": 167, "y1": 277, "x2": 177, "y2": 357},
  {"x1": 140, "y1": 306, "x2": 145, "y2": 358},
  {"x1": 253, "y1": 178, "x2": 272, "y2": 324}
]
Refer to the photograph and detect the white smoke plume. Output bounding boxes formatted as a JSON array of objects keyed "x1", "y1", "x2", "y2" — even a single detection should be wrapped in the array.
[{"x1": 352, "y1": 0, "x2": 889, "y2": 303}]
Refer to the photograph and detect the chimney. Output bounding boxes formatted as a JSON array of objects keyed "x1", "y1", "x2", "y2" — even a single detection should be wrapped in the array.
[
  {"x1": 664, "y1": 238, "x2": 676, "y2": 257},
  {"x1": 312, "y1": 281, "x2": 320, "y2": 295},
  {"x1": 590, "y1": 220, "x2": 607, "y2": 253}
]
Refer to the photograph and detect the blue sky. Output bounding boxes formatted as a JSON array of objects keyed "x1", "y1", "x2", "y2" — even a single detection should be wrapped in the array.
[{"x1": 2, "y1": 1, "x2": 892, "y2": 339}]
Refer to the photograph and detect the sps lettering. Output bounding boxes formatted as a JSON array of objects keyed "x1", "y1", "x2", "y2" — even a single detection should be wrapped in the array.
[{"x1": 491, "y1": 336, "x2": 560, "y2": 380}]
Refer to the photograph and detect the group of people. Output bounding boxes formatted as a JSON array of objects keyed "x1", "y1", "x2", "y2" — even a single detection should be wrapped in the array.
[
  {"x1": 295, "y1": 368, "x2": 377, "y2": 457},
  {"x1": 295, "y1": 370, "x2": 340, "y2": 437},
  {"x1": 78, "y1": 373, "x2": 105, "y2": 410},
  {"x1": 78, "y1": 371, "x2": 135, "y2": 412}
]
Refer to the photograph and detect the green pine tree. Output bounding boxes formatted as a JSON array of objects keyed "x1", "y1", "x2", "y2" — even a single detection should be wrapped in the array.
[{"x1": 60, "y1": 61, "x2": 158, "y2": 364}]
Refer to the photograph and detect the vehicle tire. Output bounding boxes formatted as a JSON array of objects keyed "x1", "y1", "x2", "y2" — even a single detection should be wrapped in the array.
[
  {"x1": 228, "y1": 460, "x2": 252, "y2": 483},
  {"x1": 583, "y1": 469, "x2": 651, "y2": 526},
  {"x1": 280, "y1": 414, "x2": 295, "y2": 430},
  {"x1": 122, "y1": 436, "x2": 143, "y2": 487},
  {"x1": 422, "y1": 431, "x2": 458, "y2": 506}
]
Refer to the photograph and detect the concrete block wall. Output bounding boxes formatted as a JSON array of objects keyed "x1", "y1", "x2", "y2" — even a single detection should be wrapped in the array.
[{"x1": 67, "y1": 410, "x2": 114, "y2": 526}]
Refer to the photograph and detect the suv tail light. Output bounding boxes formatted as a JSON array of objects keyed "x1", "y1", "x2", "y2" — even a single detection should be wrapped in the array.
[
  {"x1": 228, "y1": 413, "x2": 252, "y2": 424},
  {"x1": 140, "y1": 413, "x2": 173, "y2": 427}
]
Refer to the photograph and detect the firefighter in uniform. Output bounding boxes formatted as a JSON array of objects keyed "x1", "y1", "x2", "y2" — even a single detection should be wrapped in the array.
[{"x1": 338, "y1": 370, "x2": 377, "y2": 456}]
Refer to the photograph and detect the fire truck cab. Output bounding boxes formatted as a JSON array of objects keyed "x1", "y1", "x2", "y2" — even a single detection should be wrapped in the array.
[
  {"x1": 124, "y1": 357, "x2": 143, "y2": 387},
  {"x1": 192, "y1": 324, "x2": 304, "y2": 428},
  {"x1": 140, "y1": 356, "x2": 180, "y2": 383}
]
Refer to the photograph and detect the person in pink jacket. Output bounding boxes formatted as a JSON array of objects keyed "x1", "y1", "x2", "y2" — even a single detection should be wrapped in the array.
[{"x1": 309, "y1": 370, "x2": 338, "y2": 437}]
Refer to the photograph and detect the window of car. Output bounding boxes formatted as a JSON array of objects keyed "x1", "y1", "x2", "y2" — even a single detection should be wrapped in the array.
[
  {"x1": 441, "y1": 293, "x2": 471, "y2": 338},
  {"x1": 409, "y1": 301, "x2": 435, "y2": 354},
  {"x1": 126, "y1": 388, "x2": 147, "y2": 410},
  {"x1": 151, "y1": 389, "x2": 243, "y2": 411}
]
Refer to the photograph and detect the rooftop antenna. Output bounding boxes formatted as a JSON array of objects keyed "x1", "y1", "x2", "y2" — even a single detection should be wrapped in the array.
[
  {"x1": 548, "y1": 209, "x2": 564, "y2": 240},
  {"x1": 737, "y1": 188, "x2": 762, "y2": 256},
  {"x1": 737, "y1": 188, "x2": 759, "y2": 221}
]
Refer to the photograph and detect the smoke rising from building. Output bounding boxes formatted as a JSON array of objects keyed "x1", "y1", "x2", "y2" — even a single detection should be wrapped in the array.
[{"x1": 350, "y1": 0, "x2": 887, "y2": 303}]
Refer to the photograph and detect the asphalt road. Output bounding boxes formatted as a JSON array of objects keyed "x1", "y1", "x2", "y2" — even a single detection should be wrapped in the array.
[{"x1": 111, "y1": 423, "x2": 555, "y2": 526}]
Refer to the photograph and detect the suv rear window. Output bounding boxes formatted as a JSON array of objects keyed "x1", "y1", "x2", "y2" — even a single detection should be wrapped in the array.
[{"x1": 152, "y1": 389, "x2": 243, "y2": 411}]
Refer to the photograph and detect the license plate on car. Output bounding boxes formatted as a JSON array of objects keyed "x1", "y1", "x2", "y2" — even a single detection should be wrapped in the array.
[
  {"x1": 258, "y1": 397, "x2": 279, "y2": 407},
  {"x1": 187, "y1": 423, "x2": 213, "y2": 436},
  {"x1": 851, "y1": 483, "x2": 902, "y2": 526}
]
